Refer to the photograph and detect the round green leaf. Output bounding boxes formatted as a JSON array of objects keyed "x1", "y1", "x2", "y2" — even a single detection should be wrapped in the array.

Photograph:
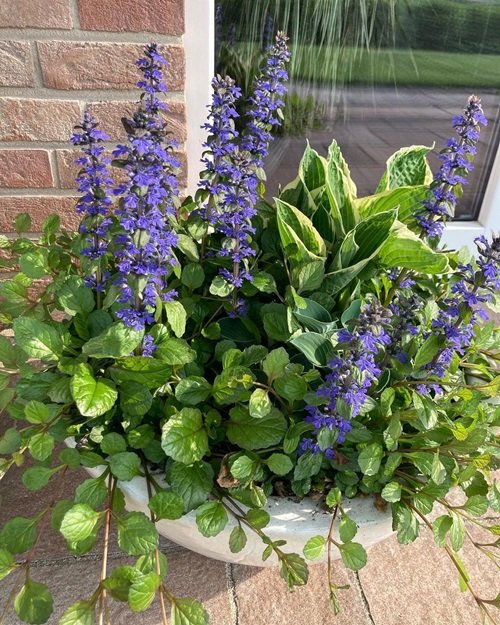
[
  {"x1": 226, "y1": 407, "x2": 287, "y2": 450},
  {"x1": 229, "y1": 526, "x2": 247, "y2": 553},
  {"x1": 266, "y1": 453, "x2": 293, "y2": 476},
  {"x1": 108, "y1": 452, "x2": 142, "y2": 481},
  {"x1": 59, "y1": 600, "x2": 95, "y2": 625},
  {"x1": 128, "y1": 571, "x2": 161, "y2": 612},
  {"x1": 13, "y1": 317, "x2": 64, "y2": 362},
  {"x1": 149, "y1": 491, "x2": 184, "y2": 520},
  {"x1": 14, "y1": 580, "x2": 53, "y2": 625},
  {"x1": 339, "y1": 542, "x2": 367, "y2": 571},
  {"x1": 82, "y1": 323, "x2": 143, "y2": 359},
  {"x1": 101, "y1": 432, "x2": 127, "y2": 456},
  {"x1": 245, "y1": 508, "x2": 270, "y2": 530},
  {"x1": 195, "y1": 501, "x2": 228, "y2": 537},
  {"x1": 0, "y1": 548, "x2": 15, "y2": 581},
  {"x1": 0, "y1": 517, "x2": 37, "y2": 553},
  {"x1": 169, "y1": 461, "x2": 214, "y2": 512},
  {"x1": 358, "y1": 443, "x2": 383, "y2": 476},
  {"x1": 181, "y1": 263, "x2": 205, "y2": 290},
  {"x1": 339, "y1": 516, "x2": 358, "y2": 543},
  {"x1": 117, "y1": 512, "x2": 158, "y2": 556},
  {"x1": 70, "y1": 364, "x2": 118, "y2": 418},
  {"x1": 248, "y1": 388, "x2": 272, "y2": 418},
  {"x1": 161, "y1": 408, "x2": 209, "y2": 464},
  {"x1": 60, "y1": 504, "x2": 102, "y2": 543},
  {"x1": 175, "y1": 376, "x2": 212, "y2": 406},
  {"x1": 170, "y1": 598, "x2": 209, "y2": 625},
  {"x1": 74, "y1": 478, "x2": 108, "y2": 508},
  {"x1": 22, "y1": 466, "x2": 58, "y2": 491},
  {"x1": 303, "y1": 535, "x2": 326, "y2": 560}
]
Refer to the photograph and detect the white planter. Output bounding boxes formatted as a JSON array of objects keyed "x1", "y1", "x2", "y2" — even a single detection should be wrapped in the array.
[{"x1": 68, "y1": 439, "x2": 393, "y2": 566}]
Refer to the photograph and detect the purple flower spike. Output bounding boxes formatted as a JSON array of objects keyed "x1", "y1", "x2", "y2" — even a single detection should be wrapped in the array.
[
  {"x1": 71, "y1": 111, "x2": 114, "y2": 290},
  {"x1": 416, "y1": 95, "x2": 487, "y2": 239},
  {"x1": 112, "y1": 43, "x2": 180, "y2": 330}
]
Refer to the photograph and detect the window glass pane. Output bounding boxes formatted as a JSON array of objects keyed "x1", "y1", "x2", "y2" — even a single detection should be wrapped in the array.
[{"x1": 216, "y1": 0, "x2": 500, "y2": 220}]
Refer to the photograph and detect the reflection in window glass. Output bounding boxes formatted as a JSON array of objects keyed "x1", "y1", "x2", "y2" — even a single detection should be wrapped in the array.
[{"x1": 215, "y1": 0, "x2": 500, "y2": 220}]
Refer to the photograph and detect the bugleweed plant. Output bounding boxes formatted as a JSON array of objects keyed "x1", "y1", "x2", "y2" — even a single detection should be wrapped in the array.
[{"x1": 0, "y1": 38, "x2": 499, "y2": 625}]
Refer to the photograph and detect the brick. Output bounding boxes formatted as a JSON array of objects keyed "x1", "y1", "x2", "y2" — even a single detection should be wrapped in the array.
[
  {"x1": 0, "y1": 196, "x2": 79, "y2": 232},
  {"x1": 0, "y1": 150, "x2": 53, "y2": 188},
  {"x1": 86, "y1": 99, "x2": 186, "y2": 142},
  {"x1": 0, "y1": 41, "x2": 34, "y2": 87},
  {"x1": 0, "y1": 98, "x2": 81, "y2": 142},
  {"x1": 78, "y1": 0, "x2": 184, "y2": 35},
  {"x1": 38, "y1": 42, "x2": 185, "y2": 91},
  {"x1": 0, "y1": 0, "x2": 72, "y2": 29}
]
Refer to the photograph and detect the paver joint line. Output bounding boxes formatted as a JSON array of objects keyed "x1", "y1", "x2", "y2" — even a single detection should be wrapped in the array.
[
  {"x1": 225, "y1": 563, "x2": 239, "y2": 625},
  {"x1": 354, "y1": 571, "x2": 376, "y2": 625}
]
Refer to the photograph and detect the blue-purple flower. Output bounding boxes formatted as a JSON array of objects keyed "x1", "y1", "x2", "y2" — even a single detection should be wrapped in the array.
[
  {"x1": 301, "y1": 302, "x2": 392, "y2": 458},
  {"x1": 112, "y1": 43, "x2": 180, "y2": 330},
  {"x1": 71, "y1": 112, "x2": 114, "y2": 290},
  {"x1": 416, "y1": 95, "x2": 487, "y2": 239}
]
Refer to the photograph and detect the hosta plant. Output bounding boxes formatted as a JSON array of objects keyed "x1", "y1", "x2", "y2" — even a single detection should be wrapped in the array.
[{"x1": 0, "y1": 37, "x2": 499, "y2": 625}]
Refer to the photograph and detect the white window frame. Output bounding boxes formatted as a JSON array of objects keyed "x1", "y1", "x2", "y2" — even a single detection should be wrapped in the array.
[
  {"x1": 439, "y1": 145, "x2": 500, "y2": 251},
  {"x1": 184, "y1": 0, "x2": 214, "y2": 195}
]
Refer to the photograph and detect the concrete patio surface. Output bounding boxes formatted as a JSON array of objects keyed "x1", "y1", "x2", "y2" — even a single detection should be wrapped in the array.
[{"x1": 0, "y1": 412, "x2": 498, "y2": 625}]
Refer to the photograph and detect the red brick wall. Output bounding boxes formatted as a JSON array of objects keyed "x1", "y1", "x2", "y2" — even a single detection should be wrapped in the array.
[{"x1": 0, "y1": 0, "x2": 186, "y2": 234}]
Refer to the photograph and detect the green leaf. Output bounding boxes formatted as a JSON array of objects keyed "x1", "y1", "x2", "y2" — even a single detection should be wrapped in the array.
[
  {"x1": 289, "y1": 332, "x2": 335, "y2": 367},
  {"x1": 276, "y1": 198, "x2": 326, "y2": 264},
  {"x1": 108, "y1": 452, "x2": 142, "y2": 481},
  {"x1": 170, "y1": 598, "x2": 209, "y2": 625},
  {"x1": 70, "y1": 364, "x2": 118, "y2": 418},
  {"x1": 379, "y1": 221, "x2": 449, "y2": 273},
  {"x1": 358, "y1": 443, "x2": 384, "y2": 476},
  {"x1": 117, "y1": 512, "x2": 158, "y2": 555},
  {"x1": 19, "y1": 249, "x2": 49, "y2": 279},
  {"x1": 226, "y1": 407, "x2": 287, "y2": 450},
  {"x1": 181, "y1": 263, "x2": 205, "y2": 290},
  {"x1": 381, "y1": 481, "x2": 402, "y2": 503},
  {"x1": 339, "y1": 516, "x2": 358, "y2": 543},
  {"x1": 102, "y1": 565, "x2": 136, "y2": 601},
  {"x1": 266, "y1": 453, "x2": 293, "y2": 476},
  {"x1": 24, "y1": 400, "x2": 56, "y2": 424},
  {"x1": 13, "y1": 317, "x2": 64, "y2": 362},
  {"x1": 57, "y1": 276, "x2": 95, "y2": 316},
  {"x1": 229, "y1": 526, "x2": 247, "y2": 553},
  {"x1": 450, "y1": 513, "x2": 465, "y2": 551},
  {"x1": 162, "y1": 408, "x2": 209, "y2": 464},
  {"x1": 431, "y1": 453, "x2": 447, "y2": 486},
  {"x1": 462, "y1": 495, "x2": 488, "y2": 517},
  {"x1": 82, "y1": 323, "x2": 143, "y2": 359},
  {"x1": 414, "y1": 334, "x2": 442, "y2": 369},
  {"x1": 128, "y1": 571, "x2": 161, "y2": 612},
  {"x1": 262, "y1": 348, "x2": 289, "y2": 381},
  {"x1": 209, "y1": 276, "x2": 233, "y2": 298},
  {"x1": 294, "y1": 450, "x2": 323, "y2": 481},
  {"x1": 14, "y1": 212, "x2": 32, "y2": 234},
  {"x1": 165, "y1": 301, "x2": 187, "y2": 338},
  {"x1": 0, "y1": 517, "x2": 37, "y2": 553},
  {"x1": 303, "y1": 535, "x2": 326, "y2": 560},
  {"x1": 48, "y1": 376, "x2": 73, "y2": 404},
  {"x1": 339, "y1": 542, "x2": 367, "y2": 571},
  {"x1": 248, "y1": 388, "x2": 272, "y2": 418},
  {"x1": 110, "y1": 357, "x2": 171, "y2": 389},
  {"x1": 356, "y1": 185, "x2": 428, "y2": 223},
  {"x1": 177, "y1": 234, "x2": 199, "y2": 261},
  {"x1": 279, "y1": 553, "x2": 309, "y2": 589},
  {"x1": 0, "y1": 334, "x2": 17, "y2": 368},
  {"x1": 100, "y1": 432, "x2": 127, "y2": 456},
  {"x1": 274, "y1": 373, "x2": 307, "y2": 402},
  {"x1": 155, "y1": 338, "x2": 196, "y2": 367},
  {"x1": 433, "y1": 515, "x2": 452, "y2": 548},
  {"x1": 28, "y1": 432, "x2": 55, "y2": 462},
  {"x1": 136, "y1": 551, "x2": 168, "y2": 578},
  {"x1": 22, "y1": 466, "x2": 58, "y2": 491},
  {"x1": 0, "y1": 548, "x2": 15, "y2": 581},
  {"x1": 195, "y1": 501, "x2": 228, "y2": 537},
  {"x1": 169, "y1": 461, "x2": 214, "y2": 512},
  {"x1": 149, "y1": 491, "x2": 184, "y2": 520},
  {"x1": 59, "y1": 600, "x2": 95, "y2": 625},
  {"x1": 245, "y1": 509, "x2": 270, "y2": 529},
  {"x1": 60, "y1": 504, "x2": 102, "y2": 543},
  {"x1": 325, "y1": 139, "x2": 358, "y2": 232},
  {"x1": 0, "y1": 427, "x2": 21, "y2": 454},
  {"x1": 120, "y1": 381, "x2": 153, "y2": 417},
  {"x1": 74, "y1": 478, "x2": 108, "y2": 509},
  {"x1": 230, "y1": 454, "x2": 260, "y2": 481},
  {"x1": 175, "y1": 376, "x2": 212, "y2": 406},
  {"x1": 14, "y1": 580, "x2": 53, "y2": 625},
  {"x1": 376, "y1": 145, "x2": 433, "y2": 191}
]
